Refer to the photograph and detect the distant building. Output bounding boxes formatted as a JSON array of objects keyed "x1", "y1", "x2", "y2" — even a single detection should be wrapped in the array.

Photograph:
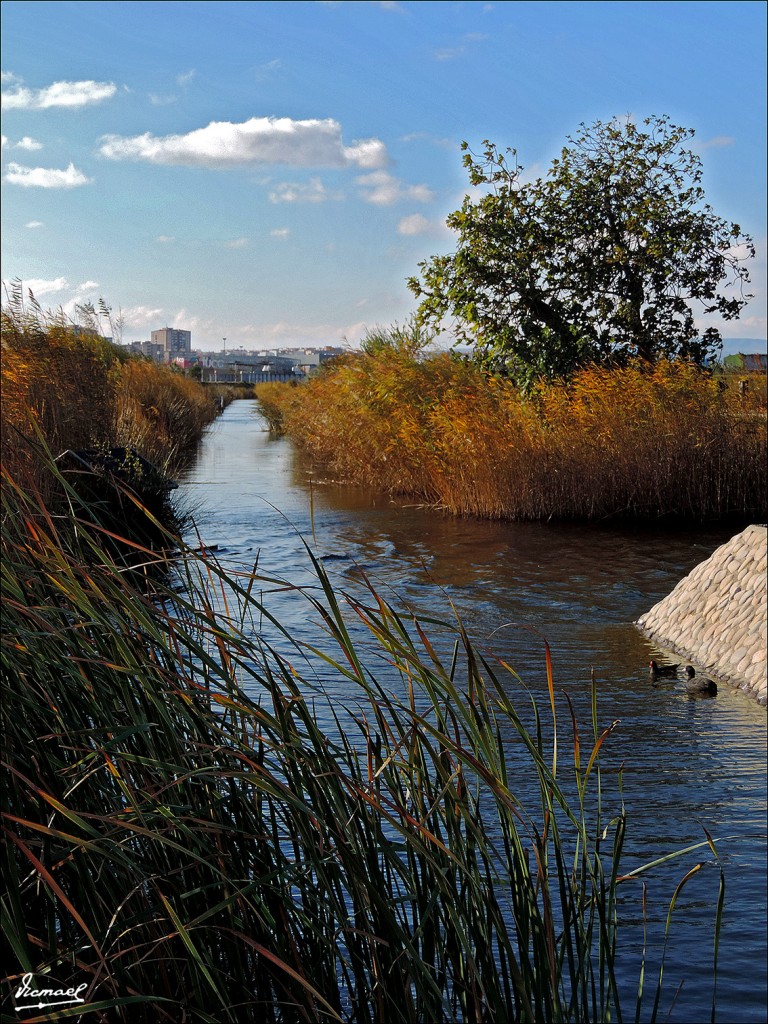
[
  {"x1": 151, "y1": 328, "x2": 192, "y2": 361},
  {"x1": 171, "y1": 356, "x2": 195, "y2": 370},
  {"x1": 290, "y1": 346, "x2": 345, "y2": 374},
  {"x1": 198, "y1": 350, "x2": 302, "y2": 382},
  {"x1": 128, "y1": 340, "x2": 165, "y2": 361},
  {"x1": 723, "y1": 353, "x2": 768, "y2": 372}
]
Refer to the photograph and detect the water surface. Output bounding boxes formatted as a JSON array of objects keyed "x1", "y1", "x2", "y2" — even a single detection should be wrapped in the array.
[{"x1": 179, "y1": 400, "x2": 767, "y2": 1022}]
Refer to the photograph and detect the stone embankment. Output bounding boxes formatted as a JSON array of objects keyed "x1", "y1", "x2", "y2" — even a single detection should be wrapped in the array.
[{"x1": 636, "y1": 525, "x2": 767, "y2": 705}]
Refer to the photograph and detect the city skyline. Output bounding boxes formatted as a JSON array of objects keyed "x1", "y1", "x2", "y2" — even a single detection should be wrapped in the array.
[{"x1": 2, "y1": 0, "x2": 766, "y2": 350}]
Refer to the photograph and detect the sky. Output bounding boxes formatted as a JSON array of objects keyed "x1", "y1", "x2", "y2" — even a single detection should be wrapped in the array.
[{"x1": 1, "y1": 0, "x2": 766, "y2": 352}]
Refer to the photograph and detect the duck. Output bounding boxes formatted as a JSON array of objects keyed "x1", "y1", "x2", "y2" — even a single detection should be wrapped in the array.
[
  {"x1": 649, "y1": 659, "x2": 680, "y2": 679},
  {"x1": 683, "y1": 666, "x2": 717, "y2": 696}
]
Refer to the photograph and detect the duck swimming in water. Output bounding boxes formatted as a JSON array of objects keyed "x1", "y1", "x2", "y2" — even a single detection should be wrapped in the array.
[
  {"x1": 683, "y1": 666, "x2": 717, "y2": 695},
  {"x1": 649, "y1": 659, "x2": 680, "y2": 679}
]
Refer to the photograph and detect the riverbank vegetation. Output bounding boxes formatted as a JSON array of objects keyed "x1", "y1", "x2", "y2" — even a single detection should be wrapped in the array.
[
  {"x1": 253, "y1": 117, "x2": 764, "y2": 524},
  {"x1": 1, "y1": 299, "x2": 229, "y2": 496},
  {"x1": 254, "y1": 335, "x2": 767, "y2": 523},
  {"x1": 2, "y1": 447, "x2": 725, "y2": 1022}
]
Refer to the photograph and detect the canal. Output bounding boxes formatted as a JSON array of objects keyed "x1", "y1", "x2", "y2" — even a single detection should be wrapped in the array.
[{"x1": 179, "y1": 399, "x2": 767, "y2": 1023}]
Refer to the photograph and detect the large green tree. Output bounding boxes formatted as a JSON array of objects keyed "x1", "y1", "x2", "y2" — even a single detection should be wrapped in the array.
[{"x1": 408, "y1": 115, "x2": 755, "y2": 387}]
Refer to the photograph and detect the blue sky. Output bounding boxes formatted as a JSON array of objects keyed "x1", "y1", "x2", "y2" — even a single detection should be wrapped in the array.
[{"x1": 2, "y1": 0, "x2": 766, "y2": 350}]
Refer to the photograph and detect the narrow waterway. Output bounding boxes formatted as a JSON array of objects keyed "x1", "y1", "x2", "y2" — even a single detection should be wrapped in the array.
[{"x1": 179, "y1": 400, "x2": 767, "y2": 1023}]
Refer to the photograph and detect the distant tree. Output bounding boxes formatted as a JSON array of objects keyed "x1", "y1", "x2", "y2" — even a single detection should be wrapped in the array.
[
  {"x1": 408, "y1": 115, "x2": 755, "y2": 388},
  {"x1": 359, "y1": 318, "x2": 434, "y2": 358}
]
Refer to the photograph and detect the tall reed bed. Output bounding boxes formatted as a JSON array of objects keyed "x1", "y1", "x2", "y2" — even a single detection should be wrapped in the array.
[
  {"x1": 1, "y1": 301, "x2": 220, "y2": 494},
  {"x1": 255, "y1": 341, "x2": 766, "y2": 521},
  {"x1": 1, "y1": 449, "x2": 725, "y2": 1021},
  {"x1": 116, "y1": 359, "x2": 221, "y2": 466}
]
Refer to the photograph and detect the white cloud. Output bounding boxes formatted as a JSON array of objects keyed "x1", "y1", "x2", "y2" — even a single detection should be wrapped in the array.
[
  {"x1": 342, "y1": 137, "x2": 388, "y2": 169},
  {"x1": 397, "y1": 213, "x2": 431, "y2": 235},
  {"x1": 270, "y1": 228, "x2": 290, "y2": 239},
  {"x1": 123, "y1": 305, "x2": 165, "y2": 329},
  {"x1": 25, "y1": 220, "x2": 44, "y2": 229},
  {"x1": 694, "y1": 236, "x2": 766, "y2": 339},
  {"x1": 14, "y1": 136, "x2": 43, "y2": 151},
  {"x1": 171, "y1": 308, "x2": 195, "y2": 329},
  {"x1": 356, "y1": 170, "x2": 434, "y2": 205},
  {"x1": 234, "y1": 316, "x2": 363, "y2": 347},
  {"x1": 22, "y1": 276, "x2": 69, "y2": 296},
  {"x1": 268, "y1": 177, "x2": 341, "y2": 203},
  {"x1": 434, "y1": 46, "x2": 465, "y2": 61},
  {"x1": 695, "y1": 310, "x2": 768, "y2": 338},
  {"x1": 225, "y1": 237, "x2": 249, "y2": 248},
  {"x1": 155, "y1": 235, "x2": 175, "y2": 243},
  {"x1": 341, "y1": 321, "x2": 370, "y2": 345},
  {"x1": 726, "y1": 315, "x2": 768, "y2": 336},
  {"x1": 2, "y1": 277, "x2": 102, "y2": 318},
  {"x1": 4, "y1": 161, "x2": 92, "y2": 188},
  {"x1": 168, "y1": 308, "x2": 226, "y2": 338},
  {"x1": 61, "y1": 283, "x2": 105, "y2": 319},
  {"x1": 253, "y1": 59, "x2": 282, "y2": 81},
  {"x1": 724, "y1": 241, "x2": 756, "y2": 262},
  {"x1": 1, "y1": 135, "x2": 7, "y2": 148},
  {"x1": 400, "y1": 131, "x2": 455, "y2": 149},
  {"x1": 698, "y1": 135, "x2": 735, "y2": 150},
  {"x1": 515, "y1": 161, "x2": 545, "y2": 187},
  {"x1": 2, "y1": 78, "x2": 117, "y2": 109},
  {"x1": 144, "y1": 67, "x2": 194, "y2": 104},
  {"x1": 99, "y1": 117, "x2": 388, "y2": 169},
  {"x1": 433, "y1": 32, "x2": 488, "y2": 61}
]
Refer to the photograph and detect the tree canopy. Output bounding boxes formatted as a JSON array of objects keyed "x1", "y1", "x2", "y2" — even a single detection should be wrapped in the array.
[{"x1": 408, "y1": 115, "x2": 755, "y2": 388}]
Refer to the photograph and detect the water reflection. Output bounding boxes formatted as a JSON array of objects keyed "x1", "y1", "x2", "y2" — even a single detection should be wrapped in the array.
[{"x1": 179, "y1": 400, "x2": 766, "y2": 1023}]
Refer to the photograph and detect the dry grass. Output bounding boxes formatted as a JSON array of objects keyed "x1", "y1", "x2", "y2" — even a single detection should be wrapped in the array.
[
  {"x1": 1, "y1": 304, "x2": 219, "y2": 492},
  {"x1": 116, "y1": 358, "x2": 220, "y2": 465},
  {"x1": 256, "y1": 345, "x2": 767, "y2": 521}
]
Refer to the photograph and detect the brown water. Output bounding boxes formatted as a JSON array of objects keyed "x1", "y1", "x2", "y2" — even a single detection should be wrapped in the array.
[{"x1": 180, "y1": 400, "x2": 767, "y2": 1022}]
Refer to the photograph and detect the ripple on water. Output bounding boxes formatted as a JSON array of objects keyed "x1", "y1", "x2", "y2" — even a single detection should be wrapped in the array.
[{"x1": 179, "y1": 401, "x2": 767, "y2": 1023}]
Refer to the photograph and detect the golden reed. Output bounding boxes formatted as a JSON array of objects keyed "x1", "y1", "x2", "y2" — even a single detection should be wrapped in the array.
[{"x1": 256, "y1": 350, "x2": 766, "y2": 521}]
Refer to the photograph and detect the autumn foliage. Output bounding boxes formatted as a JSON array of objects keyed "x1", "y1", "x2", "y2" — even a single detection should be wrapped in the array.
[
  {"x1": 256, "y1": 345, "x2": 767, "y2": 521},
  {"x1": 1, "y1": 305, "x2": 218, "y2": 490}
]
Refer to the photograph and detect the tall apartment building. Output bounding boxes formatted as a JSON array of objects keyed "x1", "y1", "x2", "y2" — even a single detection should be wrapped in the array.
[{"x1": 151, "y1": 328, "x2": 192, "y2": 360}]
